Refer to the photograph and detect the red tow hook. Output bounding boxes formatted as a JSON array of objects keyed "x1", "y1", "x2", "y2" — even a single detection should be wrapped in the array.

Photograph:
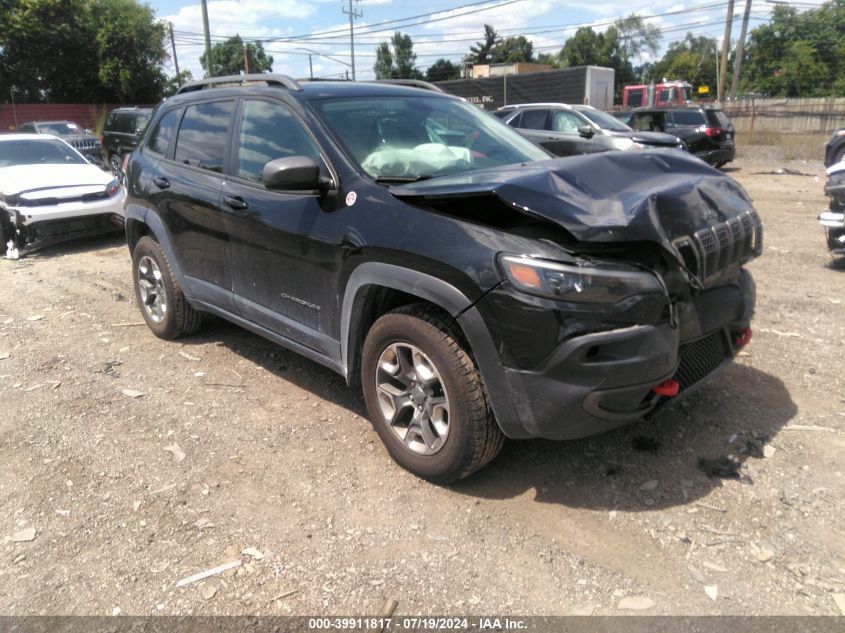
[
  {"x1": 653, "y1": 379, "x2": 680, "y2": 397},
  {"x1": 734, "y1": 327, "x2": 753, "y2": 348}
]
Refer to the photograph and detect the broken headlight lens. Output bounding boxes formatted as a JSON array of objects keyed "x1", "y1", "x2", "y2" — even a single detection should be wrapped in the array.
[
  {"x1": 105, "y1": 178, "x2": 121, "y2": 197},
  {"x1": 498, "y1": 254, "x2": 663, "y2": 303}
]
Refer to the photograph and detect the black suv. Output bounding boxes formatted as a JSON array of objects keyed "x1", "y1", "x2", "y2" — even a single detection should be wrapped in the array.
[
  {"x1": 627, "y1": 105, "x2": 736, "y2": 167},
  {"x1": 101, "y1": 107, "x2": 152, "y2": 173},
  {"x1": 16, "y1": 120, "x2": 104, "y2": 166},
  {"x1": 494, "y1": 103, "x2": 684, "y2": 157},
  {"x1": 125, "y1": 74, "x2": 761, "y2": 482}
]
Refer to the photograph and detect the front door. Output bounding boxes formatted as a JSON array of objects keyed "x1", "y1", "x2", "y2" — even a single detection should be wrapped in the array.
[{"x1": 223, "y1": 98, "x2": 340, "y2": 358}]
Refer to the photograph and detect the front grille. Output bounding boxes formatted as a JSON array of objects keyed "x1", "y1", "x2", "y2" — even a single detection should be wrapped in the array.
[
  {"x1": 674, "y1": 209, "x2": 763, "y2": 285},
  {"x1": 675, "y1": 329, "x2": 731, "y2": 390},
  {"x1": 70, "y1": 139, "x2": 99, "y2": 150}
]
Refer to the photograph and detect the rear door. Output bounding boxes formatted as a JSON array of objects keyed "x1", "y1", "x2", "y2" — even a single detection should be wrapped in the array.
[
  {"x1": 147, "y1": 99, "x2": 236, "y2": 311},
  {"x1": 222, "y1": 97, "x2": 340, "y2": 357}
]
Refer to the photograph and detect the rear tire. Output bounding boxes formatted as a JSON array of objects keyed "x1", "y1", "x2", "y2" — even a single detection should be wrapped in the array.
[
  {"x1": 131, "y1": 236, "x2": 204, "y2": 340},
  {"x1": 361, "y1": 303, "x2": 504, "y2": 483}
]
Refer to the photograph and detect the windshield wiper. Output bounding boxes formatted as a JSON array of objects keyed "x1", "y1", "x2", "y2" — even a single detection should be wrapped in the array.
[{"x1": 374, "y1": 175, "x2": 434, "y2": 185}]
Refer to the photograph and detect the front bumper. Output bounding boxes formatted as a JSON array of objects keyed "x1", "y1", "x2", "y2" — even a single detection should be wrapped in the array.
[
  {"x1": 820, "y1": 210, "x2": 845, "y2": 254},
  {"x1": 1, "y1": 188, "x2": 126, "y2": 254},
  {"x1": 477, "y1": 269, "x2": 755, "y2": 440}
]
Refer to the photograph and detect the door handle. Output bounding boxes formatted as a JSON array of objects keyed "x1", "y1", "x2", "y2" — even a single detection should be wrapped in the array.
[
  {"x1": 223, "y1": 195, "x2": 249, "y2": 211},
  {"x1": 152, "y1": 177, "x2": 170, "y2": 189}
]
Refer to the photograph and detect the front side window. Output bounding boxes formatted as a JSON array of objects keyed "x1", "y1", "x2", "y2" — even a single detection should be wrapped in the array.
[
  {"x1": 550, "y1": 110, "x2": 584, "y2": 134},
  {"x1": 236, "y1": 100, "x2": 321, "y2": 184},
  {"x1": 147, "y1": 109, "x2": 181, "y2": 157},
  {"x1": 313, "y1": 95, "x2": 548, "y2": 181},
  {"x1": 174, "y1": 101, "x2": 235, "y2": 173},
  {"x1": 580, "y1": 109, "x2": 632, "y2": 132},
  {"x1": 0, "y1": 139, "x2": 87, "y2": 167}
]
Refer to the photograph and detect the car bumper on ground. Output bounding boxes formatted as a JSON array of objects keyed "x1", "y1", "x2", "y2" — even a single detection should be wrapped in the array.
[{"x1": 477, "y1": 269, "x2": 756, "y2": 440}]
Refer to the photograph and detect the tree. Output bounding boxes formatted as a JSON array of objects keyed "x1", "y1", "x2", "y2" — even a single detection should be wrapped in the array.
[
  {"x1": 91, "y1": 0, "x2": 168, "y2": 102},
  {"x1": 649, "y1": 33, "x2": 718, "y2": 94},
  {"x1": 200, "y1": 35, "x2": 273, "y2": 76},
  {"x1": 372, "y1": 32, "x2": 421, "y2": 79},
  {"x1": 559, "y1": 26, "x2": 632, "y2": 98},
  {"x1": 466, "y1": 24, "x2": 500, "y2": 64},
  {"x1": 425, "y1": 59, "x2": 460, "y2": 82},
  {"x1": 490, "y1": 35, "x2": 534, "y2": 63},
  {"x1": 0, "y1": 0, "x2": 169, "y2": 103},
  {"x1": 164, "y1": 70, "x2": 194, "y2": 97},
  {"x1": 742, "y1": 1, "x2": 845, "y2": 96},
  {"x1": 615, "y1": 14, "x2": 662, "y2": 61}
]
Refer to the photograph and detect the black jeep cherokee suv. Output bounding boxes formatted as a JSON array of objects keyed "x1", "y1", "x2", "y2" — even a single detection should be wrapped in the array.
[{"x1": 124, "y1": 74, "x2": 761, "y2": 482}]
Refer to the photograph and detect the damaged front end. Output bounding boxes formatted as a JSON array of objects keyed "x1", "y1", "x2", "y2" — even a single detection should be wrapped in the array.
[
  {"x1": 393, "y1": 151, "x2": 762, "y2": 439},
  {"x1": 820, "y1": 162, "x2": 845, "y2": 257},
  {"x1": 0, "y1": 182, "x2": 125, "y2": 258}
]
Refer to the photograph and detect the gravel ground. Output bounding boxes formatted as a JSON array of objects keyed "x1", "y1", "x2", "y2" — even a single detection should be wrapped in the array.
[{"x1": 1, "y1": 146, "x2": 844, "y2": 617}]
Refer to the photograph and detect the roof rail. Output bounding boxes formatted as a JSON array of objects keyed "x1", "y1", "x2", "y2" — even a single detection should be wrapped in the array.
[
  {"x1": 369, "y1": 79, "x2": 444, "y2": 93},
  {"x1": 175, "y1": 73, "x2": 301, "y2": 95}
]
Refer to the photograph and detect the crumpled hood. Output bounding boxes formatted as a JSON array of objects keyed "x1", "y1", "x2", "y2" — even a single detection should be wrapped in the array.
[{"x1": 391, "y1": 151, "x2": 757, "y2": 271}]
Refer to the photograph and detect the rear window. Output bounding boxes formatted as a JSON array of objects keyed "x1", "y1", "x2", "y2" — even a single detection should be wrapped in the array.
[
  {"x1": 519, "y1": 110, "x2": 549, "y2": 130},
  {"x1": 115, "y1": 114, "x2": 134, "y2": 134},
  {"x1": 669, "y1": 110, "x2": 706, "y2": 126},
  {"x1": 706, "y1": 109, "x2": 731, "y2": 128},
  {"x1": 134, "y1": 113, "x2": 150, "y2": 133},
  {"x1": 174, "y1": 101, "x2": 235, "y2": 173}
]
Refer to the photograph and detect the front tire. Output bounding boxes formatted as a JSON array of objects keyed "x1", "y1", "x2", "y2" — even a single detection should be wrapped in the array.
[
  {"x1": 361, "y1": 304, "x2": 504, "y2": 483},
  {"x1": 131, "y1": 236, "x2": 204, "y2": 339}
]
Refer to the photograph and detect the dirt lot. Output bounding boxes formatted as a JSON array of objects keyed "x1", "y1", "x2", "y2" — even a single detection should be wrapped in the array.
[{"x1": 1, "y1": 144, "x2": 844, "y2": 617}]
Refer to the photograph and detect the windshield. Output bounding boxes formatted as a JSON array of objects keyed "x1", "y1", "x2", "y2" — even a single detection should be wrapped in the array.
[
  {"x1": 580, "y1": 109, "x2": 632, "y2": 132},
  {"x1": 312, "y1": 96, "x2": 549, "y2": 181},
  {"x1": 37, "y1": 122, "x2": 84, "y2": 136},
  {"x1": 0, "y1": 139, "x2": 87, "y2": 167}
]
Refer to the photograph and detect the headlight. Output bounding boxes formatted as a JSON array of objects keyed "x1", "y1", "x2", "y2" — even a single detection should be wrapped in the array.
[
  {"x1": 105, "y1": 178, "x2": 121, "y2": 197},
  {"x1": 498, "y1": 254, "x2": 663, "y2": 303},
  {"x1": 826, "y1": 171, "x2": 845, "y2": 188}
]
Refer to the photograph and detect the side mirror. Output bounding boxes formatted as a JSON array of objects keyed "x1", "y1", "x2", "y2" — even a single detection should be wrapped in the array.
[
  {"x1": 262, "y1": 156, "x2": 326, "y2": 191},
  {"x1": 577, "y1": 125, "x2": 595, "y2": 139}
]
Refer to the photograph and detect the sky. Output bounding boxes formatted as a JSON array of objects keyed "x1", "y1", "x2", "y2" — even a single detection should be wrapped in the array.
[{"x1": 146, "y1": 0, "x2": 780, "y2": 82}]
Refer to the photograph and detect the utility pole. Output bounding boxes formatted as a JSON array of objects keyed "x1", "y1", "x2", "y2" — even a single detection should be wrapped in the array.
[
  {"x1": 718, "y1": 0, "x2": 735, "y2": 103},
  {"x1": 169, "y1": 22, "x2": 180, "y2": 76},
  {"x1": 308, "y1": 54, "x2": 313, "y2": 79},
  {"x1": 200, "y1": 0, "x2": 213, "y2": 77},
  {"x1": 243, "y1": 44, "x2": 251, "y2": 74},
  {"x1": 729, "y1": 0, "x2": 753, "y2": 101},
  {"x1": 342, "y1": 0, "x2": 362, "y2": 81}
]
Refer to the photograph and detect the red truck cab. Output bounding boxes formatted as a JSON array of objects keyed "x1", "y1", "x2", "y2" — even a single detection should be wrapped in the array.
[{"x1": 623, "y1": 81, "x2": 692, "y2": 108}]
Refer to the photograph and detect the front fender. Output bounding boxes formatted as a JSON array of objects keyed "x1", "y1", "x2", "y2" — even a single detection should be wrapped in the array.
[{"x1": 340, "y1": 262, "x2": 528, "y2": 439}]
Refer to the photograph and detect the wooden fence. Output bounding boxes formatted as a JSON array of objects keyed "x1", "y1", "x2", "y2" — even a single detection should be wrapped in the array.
[{"x1": 723, "y1": 97, "x2": 845, "y2": 134}]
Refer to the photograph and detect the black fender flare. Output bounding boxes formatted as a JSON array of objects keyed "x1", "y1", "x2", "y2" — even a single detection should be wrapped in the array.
[
  {"x1": 124, "y1": 203, "x2": 187, "y2": 289},
  {"x1": 340, "y1": 262, "x2": 528, "y2": 439}
]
